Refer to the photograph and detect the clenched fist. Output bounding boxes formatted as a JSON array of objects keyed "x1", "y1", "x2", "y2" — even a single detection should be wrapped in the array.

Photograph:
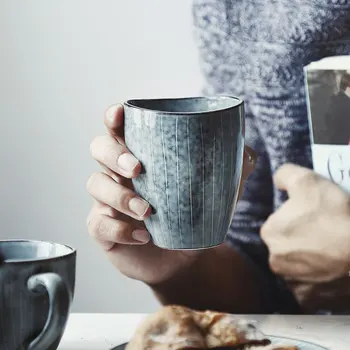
[{"x1": 261, "y1": 163, "x2": 350, "y2": 312}]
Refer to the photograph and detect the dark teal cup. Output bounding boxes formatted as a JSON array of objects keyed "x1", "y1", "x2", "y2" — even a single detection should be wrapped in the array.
[{"x1": 0, "y1": 240, "x2": 76, "y2": 350}]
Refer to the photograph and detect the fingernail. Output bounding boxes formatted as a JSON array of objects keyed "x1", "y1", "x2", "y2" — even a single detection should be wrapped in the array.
[
  {"x1": 117, "y1": 153, "x2": 139, "y2": 172},
  {"x1": 129, "y1": 197, "x2": 150, "y2": 217},
  {"x1": 132, "y1": 229, "x2": 150, "y2": 243}
]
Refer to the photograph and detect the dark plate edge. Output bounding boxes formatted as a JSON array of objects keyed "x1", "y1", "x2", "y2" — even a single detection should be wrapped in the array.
[
  {"x1": 110, "y1": 336, "x2": 328, "y2": 350},
  {"x1": 110, "y1": 343, "x2": 127, "y2": 350}
]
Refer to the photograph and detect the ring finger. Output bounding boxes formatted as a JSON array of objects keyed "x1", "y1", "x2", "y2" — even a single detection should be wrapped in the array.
[{"x1": 88, "y1": 214, "x2": 150, "y2": 248}]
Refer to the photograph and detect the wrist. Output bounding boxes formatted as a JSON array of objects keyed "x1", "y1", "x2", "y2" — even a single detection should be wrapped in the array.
[
  {"x1": 147, "y1": 243, "x2": 254, "y2": 312},
  {"x1": 147, "y1": 249, "x2": 204, "y2": 289}
]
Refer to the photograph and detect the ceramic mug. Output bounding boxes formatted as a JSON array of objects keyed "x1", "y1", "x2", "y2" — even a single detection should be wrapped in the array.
[
  {"x1": 124, "y1": 96, "x2": 244, "y2": 250},
  {"x1": 0, "y1": 240, "x2": 76, "y2": 350}
]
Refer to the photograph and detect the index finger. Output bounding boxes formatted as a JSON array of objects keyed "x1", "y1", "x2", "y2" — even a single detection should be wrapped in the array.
[
  {"x1": 273, "y1": 163, "x2": 319, "y2": 196},
  {"x1": 104, "y1": 104, "x2": 125, "y2": 145}
]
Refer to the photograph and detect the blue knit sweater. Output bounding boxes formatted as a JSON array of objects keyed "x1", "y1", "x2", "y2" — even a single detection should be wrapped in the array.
[{"x1": 192, "y1": 0, "x2": 350, "y2": 313}]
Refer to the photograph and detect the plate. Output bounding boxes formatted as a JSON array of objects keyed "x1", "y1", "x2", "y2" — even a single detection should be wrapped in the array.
[
  {"x1": 110, "y1": 336, "x2": 328, "y2": 349},
  {"x1": 268, "y1": 335, "x2": 328, "y2": 349}
]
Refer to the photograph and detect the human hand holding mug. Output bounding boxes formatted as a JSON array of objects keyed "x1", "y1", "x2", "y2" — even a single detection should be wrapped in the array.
[
  {"x1": 123, "y1": 96, "x2": 244, "y2": 249},
  {"x1": 87, "y1": 99, "x2": 257, "y2": 284}
]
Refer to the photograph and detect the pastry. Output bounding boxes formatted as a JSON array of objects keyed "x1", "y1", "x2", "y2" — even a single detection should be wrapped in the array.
[{"x1": 126, "y1": 305, "x2": 299, "y2": 349}]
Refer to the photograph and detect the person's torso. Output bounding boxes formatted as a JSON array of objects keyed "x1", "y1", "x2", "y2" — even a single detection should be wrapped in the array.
[
  {"x1": 192, "y1": 0, "x2": 350, "y2": 99},
  {"x1": 192, "y1": 0, "x2": 350, "y2": 213},
  {"x1": 191, "y1": 1, "x2": 350, "y2": 314}
]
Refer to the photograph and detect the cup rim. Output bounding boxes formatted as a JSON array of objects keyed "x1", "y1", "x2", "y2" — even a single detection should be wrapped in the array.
[
  {"x1": 0, "y1": 239, "x2": 76, "y2": 264},
  {"x1": 124, "y1": 95, "x2": 243, "y2": 115}
]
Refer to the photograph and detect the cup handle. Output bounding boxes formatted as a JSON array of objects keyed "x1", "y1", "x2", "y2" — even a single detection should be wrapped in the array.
[{"x1": 27, "y1": 272, "x2": 71, "y2": 350}]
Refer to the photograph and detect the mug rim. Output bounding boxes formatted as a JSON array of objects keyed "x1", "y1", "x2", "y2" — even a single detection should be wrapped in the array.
[
  {"x1": 0, "y1": 239, "x2": 76, "y2": 264},
  {"x1": 124, "y1": 95, "x2": 243, "y2": 115}
]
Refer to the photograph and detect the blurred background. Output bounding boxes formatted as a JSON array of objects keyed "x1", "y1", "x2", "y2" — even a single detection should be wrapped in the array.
[{"x1": 0, "y1": 0, "x2": 203, "y2": 312}]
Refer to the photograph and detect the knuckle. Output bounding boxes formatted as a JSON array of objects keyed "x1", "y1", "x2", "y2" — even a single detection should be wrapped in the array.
[
  {"x1": 269, "y1": 254, "x2": 280, "y2": 273},
  {"x1": 89, "y1": 216, "x2": 108, "y2": 240},
  {"x1": 115, "y1": 191, "x2": 133, "y2": 211},
  {"x1": 86, "y1": 204, "x2": 101, "y2": 227},
  {"x1": 343, "y1": 196, "x2": 350, "y2": 211},
  {"x1": 87, "y1": 215, "x2": 100, "y2": 235},
  {"x1": 86, "y1": 214, "x2": 92, "y2": 228},
  {"x1": 332, "y1": 189, "x2": 350, "y2": 208},
  {"x1": 268, "y1": 250, "x2": 287, "y2": 273},
  {"x1": 86, "y1": 172, "x2": 102, "y2": 193},
  {"x1": 104, "y1": 205, "x2": 117, "y2": 218},
  {"x1": 260, "y1": 218, "x2": 274, "y2": 240},
  {"x1": 89, "y1": 136, "x2": 102, "y2": 158},
  {"x1": 103, "y1": 145, "x2": 119, "y2": 165},
  {"x1": 274, "y1": 163, "x2": 292, "y2": 181},
  {"x1": 298, "y1": 171, "x2": 318, "y2": 189},
  {"x1": 110, "y1": 221, "x2": 129, "y2": 243}
]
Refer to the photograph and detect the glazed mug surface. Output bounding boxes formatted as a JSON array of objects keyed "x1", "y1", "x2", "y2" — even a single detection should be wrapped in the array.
[{"x1": 124, "y1": 96, "x2": 244, "y2": 250}]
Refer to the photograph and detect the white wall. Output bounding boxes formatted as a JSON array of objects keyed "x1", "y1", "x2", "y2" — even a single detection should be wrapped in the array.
[{"x1": 0, "y1": 0, "x2": 203, "y2": 313}]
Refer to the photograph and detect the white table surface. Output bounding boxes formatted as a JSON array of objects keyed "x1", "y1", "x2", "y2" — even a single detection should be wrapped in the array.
[{"x1": 59, "y1": 313, "x2": 350, "y2": 350}]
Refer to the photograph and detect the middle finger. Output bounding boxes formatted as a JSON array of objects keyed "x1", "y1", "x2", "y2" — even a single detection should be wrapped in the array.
[
  {"x1": 90, "y1": 134, "x2": 141, "y2": 178},
  {"x1": 87, "y1": 172, "x2": 151, "y2": 221}
]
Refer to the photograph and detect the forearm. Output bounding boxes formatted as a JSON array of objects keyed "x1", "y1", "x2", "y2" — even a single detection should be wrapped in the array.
[{"x1": 149, "y1": 242, "x2": 264, "y2": 314}]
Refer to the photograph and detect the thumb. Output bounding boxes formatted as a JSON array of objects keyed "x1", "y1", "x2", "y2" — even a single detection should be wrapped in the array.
[
  {"x1": 238, "y1": 145, "x2": 258, "y2": 199},
  {"x1": 104, "y1": 104, "x2": 125, "y2": 145}
]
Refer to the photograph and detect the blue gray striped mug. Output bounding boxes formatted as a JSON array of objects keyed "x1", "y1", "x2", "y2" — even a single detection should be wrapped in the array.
[{"x1": 124, "y1": 96, "x2": 244, "y2": 250}]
